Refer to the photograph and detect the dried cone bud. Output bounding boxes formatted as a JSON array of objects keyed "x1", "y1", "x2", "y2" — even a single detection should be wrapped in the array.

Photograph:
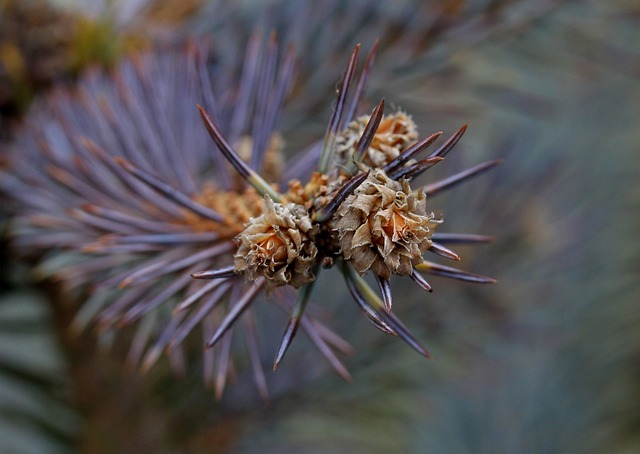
[
  {"x1": 332, "y1": 169, "x2": 440, "y2": 279},
  {"x1": 235, "y1": 196, "x2": 318, "y2": 289},
  {"x1": 336, "y1": 111, "x2": 418, "y2": 168}
]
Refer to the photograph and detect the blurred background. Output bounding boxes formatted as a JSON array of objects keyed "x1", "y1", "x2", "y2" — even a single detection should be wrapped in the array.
[{"x1": 0, "y1": 0, "x2": 638, "y2": 452}]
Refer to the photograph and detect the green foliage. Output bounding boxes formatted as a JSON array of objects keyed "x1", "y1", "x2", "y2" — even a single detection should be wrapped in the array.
[{"x1": 0, "y1": 291, "x2": 79, "y2": 454}]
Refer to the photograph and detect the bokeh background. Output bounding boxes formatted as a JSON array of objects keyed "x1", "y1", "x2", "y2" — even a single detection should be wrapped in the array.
[{"x1": 1, "y1": 0, "x2": 638, "y2": 453}]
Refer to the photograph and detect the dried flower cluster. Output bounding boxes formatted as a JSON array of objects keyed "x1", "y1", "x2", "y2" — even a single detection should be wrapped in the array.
[
  {"x1": 234, "y1": 197, "x2": 317, "y2": 289},
  {"x1": 332, "y1": 169, "x2": 439, "y2": 279},
  {"x1": 2, "y1": 37, "x2": 499, "y2": 400},
  {"x1": 336, "y1": 111, "x2": 418, "y2": 168}
]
